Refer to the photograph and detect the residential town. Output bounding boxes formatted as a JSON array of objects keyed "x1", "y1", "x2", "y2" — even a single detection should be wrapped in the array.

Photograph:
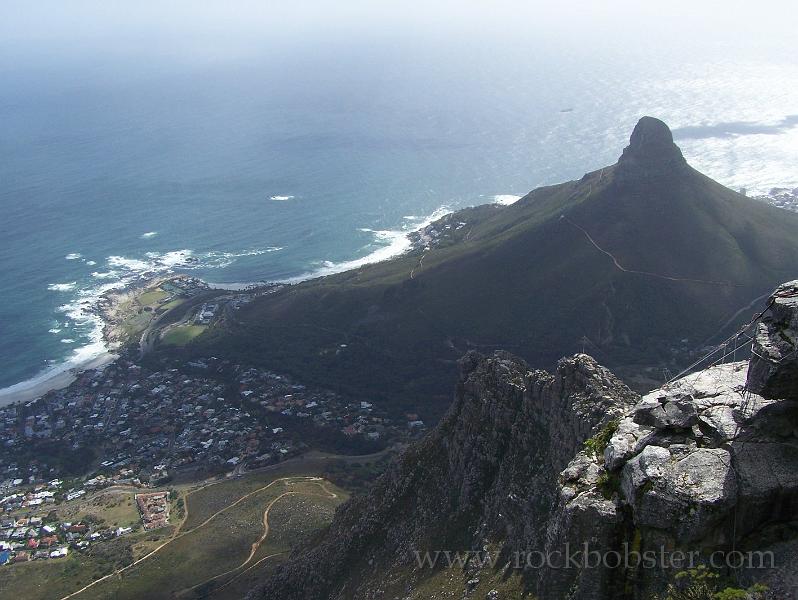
[
  {"x1": 757, "y1": 186, "x2": 798, "y2": 212},
  {"x1": 0, "y1": 354, "x2": 424, "y2": 569}
]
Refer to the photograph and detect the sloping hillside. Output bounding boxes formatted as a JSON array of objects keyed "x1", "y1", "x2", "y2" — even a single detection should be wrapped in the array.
[{"x1": 195, "y1": 117, "x2": 798, "y2": 419}]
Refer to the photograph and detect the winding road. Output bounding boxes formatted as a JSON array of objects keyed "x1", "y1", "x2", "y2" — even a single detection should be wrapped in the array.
[
  {"x1": 178, "y1": 478, "x2": 338, "y2": 597},
  {"x1": 57, "y1": 476, "x2": 334, "y2": 600}
]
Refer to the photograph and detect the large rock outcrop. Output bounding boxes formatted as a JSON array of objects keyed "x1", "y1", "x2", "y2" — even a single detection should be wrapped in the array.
[
  {"x1": 548, "y1": 360, "x2": 798, "y2": 598},
  {"x1": 747, "y1": 280, "x2": 798, "y2": 400},
  {"x1": 614, "y1": 116, "x2": 688, "y2": 185},
  {"x1": 545, "y1": 284, "x2": 798, "y2": 598}
]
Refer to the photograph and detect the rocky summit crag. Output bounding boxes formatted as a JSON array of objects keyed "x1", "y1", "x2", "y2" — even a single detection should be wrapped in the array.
[
  {"x1": 615, "y1": 116, "x2": 688, "y2": 186},
  {"x1": 251, "y1": 284, "x2": 798, "y2": 599}
]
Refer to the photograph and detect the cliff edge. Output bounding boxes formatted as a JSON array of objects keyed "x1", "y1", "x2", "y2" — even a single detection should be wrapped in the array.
[{"x1": 250, "y1": 283, "x2": 798, "y2": 599}]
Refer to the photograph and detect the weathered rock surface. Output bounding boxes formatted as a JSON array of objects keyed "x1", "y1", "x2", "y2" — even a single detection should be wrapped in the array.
[{"x1": 747, "y1": 280, "x2": 798, "y2": 400}]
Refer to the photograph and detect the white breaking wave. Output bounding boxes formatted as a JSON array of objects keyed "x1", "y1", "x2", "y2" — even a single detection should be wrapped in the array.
[
  {"x1": 270, "y1": 195, "x2": 295, "y2": 201},
  {"x1": 47, "y1": 282, "x2": 77, "y2": 292},
  {"x1": 493, "y1": 194, "x2": 522, "y2": 206},
  {"x1": 91, "y1": 271, "x2": 119, "y2": 279},
  {"x1": 286, "y1": 206, "x2": 452, "y2": 282},
  {"x1": 85, "y1": 260, "x2": 97, "y2": 266},
  {"x1": 108, "y1": 255, "x2": 154, "y2": 271},
  {"x1": 1, "y1": 242, "x2": 285, "y2": 405},
  {"x1": 141, "y1": 231, "x2": 158, "y2": 239}
]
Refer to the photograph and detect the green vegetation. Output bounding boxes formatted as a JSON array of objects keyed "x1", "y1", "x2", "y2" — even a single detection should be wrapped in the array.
[
  {"x1": 161, "y1": 325, "x2": 206, "y2": 346},
  {"x1": 658, "y1": 567, "x2": 768, "y2": 600},
  {"x1": 160, "y1": 297, "x2": 185, "y2": 312},
  {"x1": 0, "y1": 530, "x2": 161, "y2": 600},
  {"x1": 322, "y1": 453, "x2": 393, "y2": 493},
  {"x1": 409, "y1": 553, "x2": 534, "y2": 600},
  {"x1": 138, "y1": 289, "x2": 170, "y2": 306},
  {"x1": 596, "y1": 470, "x2": 621, "y2": 499},
  {"x1": 584, "y1": 418, "x2": 620, "y2": 459},
  {"x1": 57, "y1": 491, "x2": 139, "y2": 529},
  {"x1": 9, "y1": 441, "x2": 96, "y2": 477}
]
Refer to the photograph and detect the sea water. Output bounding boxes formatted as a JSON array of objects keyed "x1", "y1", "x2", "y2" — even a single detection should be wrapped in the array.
[{"x1": 1, "y1": 29, "x2": 797, "y2": 393}]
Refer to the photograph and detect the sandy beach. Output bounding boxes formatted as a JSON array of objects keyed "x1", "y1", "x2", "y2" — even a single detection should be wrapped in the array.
[{"x1": 0, "y1": 352, "x2": 117, "y2": 408}]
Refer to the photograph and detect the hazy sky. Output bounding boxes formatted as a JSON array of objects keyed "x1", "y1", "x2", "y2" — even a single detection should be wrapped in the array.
[{"x1": 1, "y1": 0, "x2": 794, "y2": 61}]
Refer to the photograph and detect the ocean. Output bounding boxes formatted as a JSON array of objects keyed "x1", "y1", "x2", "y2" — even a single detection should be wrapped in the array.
[{"x1": 1, "y1": 31, "x2": 797, "y2": 395}]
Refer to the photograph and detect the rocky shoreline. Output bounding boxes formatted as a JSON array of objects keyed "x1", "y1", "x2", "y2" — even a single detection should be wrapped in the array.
[
  {"x1": 91, "y1": 274, "x2": 210, "y2": 350},
  {"x1": 0, "y1": 275, "x2": 210, "y2": 408}
]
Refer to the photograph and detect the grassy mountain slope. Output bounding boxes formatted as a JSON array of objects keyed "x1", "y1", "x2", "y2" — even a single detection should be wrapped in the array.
[{"x1": 194, "y1": 117, "x2": 798, "y2": 420}]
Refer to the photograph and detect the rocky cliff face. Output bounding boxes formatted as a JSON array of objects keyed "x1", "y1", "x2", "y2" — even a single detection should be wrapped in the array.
[
  {"x1": 747, "y1": 280, "x2": 798, "y2": 400},
  {"x1": 549, "y1": 360, "x2": 798, "y2": 598},
  {"x1": 250, "y1": 285, "x2": 798, "y2": 600},
  {"x1": 250, "y1": 352, "x2": 638, "y2": 599}
]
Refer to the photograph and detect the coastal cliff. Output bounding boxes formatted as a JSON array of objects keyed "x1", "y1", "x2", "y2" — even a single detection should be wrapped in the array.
[{"x1": 250, "y1": 283, "x2": 798, "y2": 599}]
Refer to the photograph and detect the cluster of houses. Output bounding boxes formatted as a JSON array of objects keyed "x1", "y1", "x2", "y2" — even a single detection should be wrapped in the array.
[
  {"x1": 0, "y1": 513, "x2": 135, "y2": 567},
  {"x1": 0, "y1": 346, "x2": 429, "y2": 573},
  {"x1": 233, "y1": 364, "x2": 412, "y2": 448},
  {"x1": 195, "y1": 302, "x2": 219, "y2": 325},
  {"x1": 0, "y1": 359, "x2": 299, "y2": 486},
  {"x1": 0, "y1": 354, "x2": 417, "y2": 494},
  {"x1": 189, "y1": 281, "x2": 282, "y2": 327},
  {"x1": 0, "y1": 478, "x2": 62, "y2": 513},
  {"x1": 158, "y1": 276, "x2": 208, "y2": 297},
  {"x1": 0, "y1": 476, "x2": 139, "y2": 568}
]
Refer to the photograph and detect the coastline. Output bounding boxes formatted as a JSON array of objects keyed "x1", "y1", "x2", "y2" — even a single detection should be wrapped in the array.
[
  {"x1": 0, "y1": 351, "x2": 117, "y2": 408},
  {"x1": 0, "y1": 202, "x2": 471, "y2": 410},
  {"x1": 0, "y1": 274, "x2": 240, "y2": 409}
]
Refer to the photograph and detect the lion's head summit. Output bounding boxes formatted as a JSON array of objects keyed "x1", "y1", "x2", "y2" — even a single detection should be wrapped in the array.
[
  {"x1": 196, "y1": 117, "x2": 798, "y2": 423},
  {"x1": 615, "y1": 116, "x2": 688, "y2": 184}
]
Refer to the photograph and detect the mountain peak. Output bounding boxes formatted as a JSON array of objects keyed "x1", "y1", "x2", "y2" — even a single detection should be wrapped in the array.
[{"x1": 616, "y1": 116, "x2": 687, "y2": 183}]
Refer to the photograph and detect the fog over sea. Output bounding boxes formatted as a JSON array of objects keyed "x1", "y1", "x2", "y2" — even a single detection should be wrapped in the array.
[{"x1": 1, "y1": 6, "x2": 797, "y2": 394}]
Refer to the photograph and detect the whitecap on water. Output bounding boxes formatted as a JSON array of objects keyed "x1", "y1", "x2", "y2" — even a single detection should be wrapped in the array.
[
  {"x1": 91, "y1": 271, "x2": 118, "y2": 279},
  {"x1": 270, "y1": 195, "x2": 295, "y2": 201},
  {"x1": 6, "y1": 242, "x2": 282, "y2": 402},
  {"x1": 108, "y1": 256, "x2": 154, "y2": 271},
  {"x1": 47, "y1": 282, "x2": 77, "y2": 292},
  {"x1": 141, "y1": 231, "x2": 158, "y2": 239}
]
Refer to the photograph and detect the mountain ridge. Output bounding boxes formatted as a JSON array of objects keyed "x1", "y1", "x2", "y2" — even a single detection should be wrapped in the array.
[{"x1": 193, "y1": 117, "x2": 798, "y2": 420}]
